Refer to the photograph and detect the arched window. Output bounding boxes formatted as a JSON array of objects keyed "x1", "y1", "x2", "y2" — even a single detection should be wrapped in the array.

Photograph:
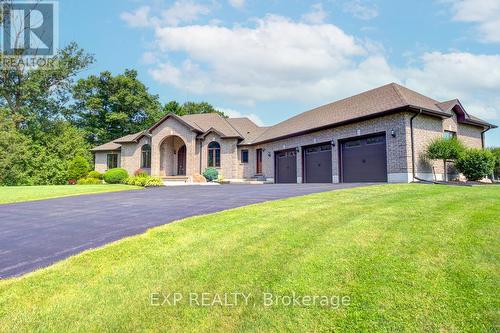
[
  {"x1": 208, "y1": 141, "x2": 220, "y2": 167},
  {"x1": 141, "y1": 144, "x2": 151, "y2": 168}
]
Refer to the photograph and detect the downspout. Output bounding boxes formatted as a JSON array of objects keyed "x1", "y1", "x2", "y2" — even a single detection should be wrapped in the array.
[
  {"x1": 410, "y1": 109, "x2": 430, "y2": 182},
  {"x1": 481, "y1": 125, "x2": 492, "y2": 149},
  {"x1": 199, "y1": 138, "x2": 203, "y2": 174}
]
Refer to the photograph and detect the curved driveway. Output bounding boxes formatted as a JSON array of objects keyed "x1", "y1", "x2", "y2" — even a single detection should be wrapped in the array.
[{"x1": 0, "y1": 183, "x2": 368, "y2": 278}]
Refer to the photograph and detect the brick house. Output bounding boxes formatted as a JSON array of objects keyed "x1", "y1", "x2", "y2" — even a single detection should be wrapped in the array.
[{"x1": 91, "y1": 83, "x2": 496, "y2": 183}]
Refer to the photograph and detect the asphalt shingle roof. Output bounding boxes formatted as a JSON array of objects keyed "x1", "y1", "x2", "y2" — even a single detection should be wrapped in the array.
[{"x1": 91, "y1": 83, "x2": 494, "y2": 151}]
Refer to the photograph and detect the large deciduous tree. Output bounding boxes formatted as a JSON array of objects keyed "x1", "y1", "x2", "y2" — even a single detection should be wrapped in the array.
[
  {"x1": 162, "y1": 101, "x2": 226, "y2": 117},
  {"x1": 0, "y1": 42, "x2": 95, "y2": 132},
  {"x1": 0, "y1": 42, "x2": 94, "y2": 185},
  {"x1": 71, "y1": 69, "x2": 164, "y2": 146}
]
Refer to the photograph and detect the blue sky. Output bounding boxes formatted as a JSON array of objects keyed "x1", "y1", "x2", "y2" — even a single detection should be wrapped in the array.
[{"x1": 60, "y1": 0, "x2": 499, "y2": 145}]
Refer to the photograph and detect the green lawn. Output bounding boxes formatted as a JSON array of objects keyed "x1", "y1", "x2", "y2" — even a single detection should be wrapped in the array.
[
  {"x1": 0, "y1": 184, "x2": 498, "y2": 332},
  {"x1": 0, "y1": 184, "x2": 142, "y2": 204}
]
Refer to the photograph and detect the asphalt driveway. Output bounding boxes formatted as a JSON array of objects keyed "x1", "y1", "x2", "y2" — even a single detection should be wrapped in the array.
[{"x1": 0, "y1": 183, "x2": 371, "y2": 278}]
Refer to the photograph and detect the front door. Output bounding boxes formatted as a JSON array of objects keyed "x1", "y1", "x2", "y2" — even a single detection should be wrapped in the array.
[
  {"x1": 177, "y1": 145, "x2": 186, "y2": 175},
  {"x1": 256, "y1": 149, "x2": 263, "y2": 174}
]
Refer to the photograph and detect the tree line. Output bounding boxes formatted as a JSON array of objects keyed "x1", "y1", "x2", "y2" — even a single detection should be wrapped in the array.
[{"x1": 0, "y1": 43, "x2": 224, "y2": 185}]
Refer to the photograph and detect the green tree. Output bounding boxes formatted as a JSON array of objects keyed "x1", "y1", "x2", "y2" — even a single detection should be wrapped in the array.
[
  {"x1": 72, "y1": 69, "x2": 164, "y2": 146},
  {"x1": 0, "y1": 112, "x2": 36, "y2": 185},
  {"x1": 67, "y1": 156, "x2": 91, "y2": 181},
  {"x1": 163, "y1": 101, "x2": 182, "y2": 115},
  {"x1": 162, "y1": 101, "x2": 226, "y2": 117},
  {"x1": 33, "y1": 122, "x2": 91, "y2": 184},
  {"x1": 488, "y1": 147, "x2": 500, "y2": 180},
  {"x1": 456, "y1": 149, "x2": 496, "y2": 181},
  {"x1": 0, "y1": 42, "x2": 95, "y2": 131},
  {"x1": 426, "y1": 137, "x2": 464, "y2": 181}
]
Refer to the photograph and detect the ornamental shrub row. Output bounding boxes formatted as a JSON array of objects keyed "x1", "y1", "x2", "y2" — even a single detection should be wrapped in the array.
[
  {"x1": 77, "y1": 177, "x2": 102, "y2": 185},
  {"x1": 123, "y1": 175, "x2": 163, "y2": 187},
  {"x1": 425, "y1": 139, "x2": 496, "y2": 182}
]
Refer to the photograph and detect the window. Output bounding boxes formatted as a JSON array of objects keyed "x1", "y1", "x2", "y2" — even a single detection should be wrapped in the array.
[
  {"x1": 443, "y1": 130, "x2": 456, "y2": 140},
  {"x1": 107, "y1": 153, "x2": 118, "y2": 169},
  {"x1": 208, "y1": 141, "x2": 221, "y2": 167},
  {"x1": 241, "y1": 149, "x2": 249, "y2": 163},
  {"x1": 366, "y1": 136, "x2": 385, "y2": 145},
  {"x1": 141, "y1": 144, "x2": 151, "y2": 168},
  {"x1": 344, "y1": 140, "x2": 361, "y2": 148}
]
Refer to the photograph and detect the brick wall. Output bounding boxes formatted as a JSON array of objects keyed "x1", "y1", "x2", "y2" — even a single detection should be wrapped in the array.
[
  {"x1": 200, "y1": 133, "x2": 239, "y2": 180},
  {"x1": 404, "y1": 112, "x2": 484, "y2": 181},
  {"x1": 245, "y1": 113, "x2": 409, "y2": 183},
  {"x1": 150, "y1": 117, "x2": 198, "y2": 177},
  {"x1": 120, "y1": 136, "x2": 150, "y2": 175},
  {"x1": 94, "y1": 151, "x2": 120, "y2": 173}
]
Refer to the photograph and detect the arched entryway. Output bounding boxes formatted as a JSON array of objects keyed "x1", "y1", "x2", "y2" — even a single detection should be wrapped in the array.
[{"x1": 159, "y1": 136, "x2": 188, "y2": 176}]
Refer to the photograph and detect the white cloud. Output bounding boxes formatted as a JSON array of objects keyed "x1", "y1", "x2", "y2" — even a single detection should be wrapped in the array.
[
  {"x1": 161, "y1": 0, "x2": 211, "y2": 26},
  {"x1": 301, "y1": 3, "x2": 328, "y2": 24},
  {"x1": 121, "y1": 1, "x2": 211, "y2": 28},
  {"x1": 140, "y1": 51, "x2": 159, "y2": 64},
  {"x1": 217, "y1": 107, "x2": 265, "y2": 126},
  {"x1": 120, "y1": 6, "x2": 152, "y2": 27},
  {"x1": 128, "y1": 9, "x2": 498, "y2": 122},
  {"x1": 446, "y1": 0, "x2": 500, "y2": 43},
  {"x1": 402, "y1": 52, "x2": 500, "y2": 119},
  {"x1": 228, "y1": 0, "x2": 245, "y2": 9},
  {"x1": 343, "y1": 0, "x2": 378, "y2": 20},
  {"x1": 149, "y1": 14, "x2": 375, "y2": 103}
]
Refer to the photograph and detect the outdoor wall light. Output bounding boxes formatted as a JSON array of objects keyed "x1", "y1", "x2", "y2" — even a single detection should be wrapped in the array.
[
  {"x1": 391, "y1": 129, "x2": 396, "y2": 138},
  {"x1": 295, "y1": 147, "x2": 300, "y2": 152},
  {"x1": 267, "y1": 152, "x2": 272, "y2": 157},
  {"x1": 331, "y1": 139, "x2": 336, "y2": 147}
]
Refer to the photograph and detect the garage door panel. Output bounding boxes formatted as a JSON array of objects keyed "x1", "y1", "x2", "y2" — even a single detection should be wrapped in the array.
[
  {"x1": 341, "y1": 134, "x2": 387, "y2": 182},
  {"x1": 275, "y1": 149, "x2": 297, "y2": 183},
  {"x1": 304, "y1": 144, "x2": 332, "y2": 183}
]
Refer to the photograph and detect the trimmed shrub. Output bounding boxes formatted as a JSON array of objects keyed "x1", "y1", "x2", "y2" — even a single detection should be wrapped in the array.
[
  {"x1": 144, "y1": 176, "x2": 163, "y2": 187},
  {"x1": 426, "y1": 137, "x2": 464, "y2": 160},
  {"x1": 489, "y1": 147, "x2": 500, "y2": 179},
  {"x1": 88, "y1": 171, "x2": 103, "y2": 180},
  {"x1": 455, "y1": 149, "x2": 496, "y2": 181},
  {"x1": 426, "y1": 138, "x2": 464, "y2": 181},
  {"x1": 77, "y1": 177, "x2": 102, "y2": 185},
  {"x1": 123, "y1": 176, "x2": 163, "y2": 187},
  {"x1": 67, "y1": 156, "x2": 90, "y2": 181},
  {"x1": 103, "y1": 168, "x2": 128, "y2": 184},
  {"x1": 203, "y1": 167, "x2": 218, "y2": 182}
]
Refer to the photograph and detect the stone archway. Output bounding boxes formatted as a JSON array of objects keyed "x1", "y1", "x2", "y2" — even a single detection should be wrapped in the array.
[{"x1": 159, "y1": 135, "x2": 188, "y2": 176}]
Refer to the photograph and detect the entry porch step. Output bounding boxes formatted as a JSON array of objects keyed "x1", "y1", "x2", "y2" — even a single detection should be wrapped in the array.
[
  {"x1": 161, "y1": 176, "x2": 190, "y2": 185},
  {"x1": 161, "y1": 176, "x2": 189, "y2": 180}
]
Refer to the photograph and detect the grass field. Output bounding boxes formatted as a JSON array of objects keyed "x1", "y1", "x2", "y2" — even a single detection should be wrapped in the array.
[
  {"x1": 0, "y1": 184, "x2": 142, "y2": 204},
  {"x1": 0, "y1": 184, "x2": 498, "y2": 332}
]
